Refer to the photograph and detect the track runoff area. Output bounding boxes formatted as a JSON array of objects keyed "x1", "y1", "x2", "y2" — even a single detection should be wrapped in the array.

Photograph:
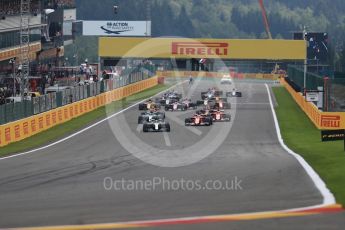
[{"x1": 0, "y1": 77, "x2": 344, "y2": 230}]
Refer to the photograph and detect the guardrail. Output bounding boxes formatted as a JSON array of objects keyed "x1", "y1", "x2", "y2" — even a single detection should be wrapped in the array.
[
  {"x1": 0, "y1": 75, "x2": 158, "y2": 147},
  {"x1": 0, "y1": 69, "x2": 154, "y2": 125},
  {"x1": 156, "y1": 70, "x2": 283, "y2": 80}
]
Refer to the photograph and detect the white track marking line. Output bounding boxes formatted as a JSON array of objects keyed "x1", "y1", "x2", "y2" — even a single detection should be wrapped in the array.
[
  {"x1": 0, "y1": 81, "x2": 187, "y2": 161},
  {"x1": 136, "y1": 124, "x2": 142, "y2": 133},
  {"x1": 185, "y1": 127, "x2": 203, "y2": 136},
  {"x1": 163, "y1": 132, "x2": 171, "y2": 146},
  {"x1": 265, "y1": 84, "x2": 335, "y2": 205},
  {"x1": 1, "y1": 81, "x2": 338, "y2": 230}
]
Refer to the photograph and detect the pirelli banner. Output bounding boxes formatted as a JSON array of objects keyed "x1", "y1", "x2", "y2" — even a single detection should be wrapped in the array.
[
  {"x1": 281, "y1": 78, "x2": 345, "y2": 130},
  {"x1": 99, "y1": 37, "x2": 307, "y2": 60}
]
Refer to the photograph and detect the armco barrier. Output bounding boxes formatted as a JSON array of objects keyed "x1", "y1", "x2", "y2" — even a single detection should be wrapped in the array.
[
  {"x1": 157, "y1": 71, "x2": 282, "y2": 80},
  {"x1": 0, "y1": 76, "x2": 158, "y2": 147},
  {"x1": 281, "y1": 78, "x2": 345, "y2": 130}
]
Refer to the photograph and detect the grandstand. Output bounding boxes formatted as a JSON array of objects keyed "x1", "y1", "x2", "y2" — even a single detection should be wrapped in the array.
[{"x1": 0, "y1": 0, "x2": 77, "y2": 104}]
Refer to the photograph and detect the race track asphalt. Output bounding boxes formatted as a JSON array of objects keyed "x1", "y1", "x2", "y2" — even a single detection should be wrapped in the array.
[{"x1": 0, "y1": 78, "x2": 344, "y2": 229}]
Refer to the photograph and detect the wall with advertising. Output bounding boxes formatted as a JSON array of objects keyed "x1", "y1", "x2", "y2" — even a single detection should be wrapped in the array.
[
  {"x1": 156, "y1": 71, "x2": 282, "y2": 80},
  {"x1": 0, "y1": 76, "x2": 158, "y2": 147},
  {"x1": 99, "y1": 37, "x2": 306, "y2": 60},
  {"x1": 0, "y1": 42, "x2": 41, "y2": 62},
  {"x1": 83, "y1": 21, "x2": 151, "y2": 37},
  {"x1": 282, "y1": 78, "x2": 345, "y2": 130}
]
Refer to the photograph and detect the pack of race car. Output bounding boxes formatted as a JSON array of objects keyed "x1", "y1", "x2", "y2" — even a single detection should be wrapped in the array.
[
  {"x1": 185, "y1": 108, "x2": 231, "y2": 126},
  {"x1": 155, "y1": 91, "x2": 182, "y2": 105},
  {"x1": 197, "y1": 98, "x2": 231, "y2": 110},
  {"x1": 138, "y1": 104, "x2": 171, "y2": 132},
  {"x1": 152, "y1": 91, "x2": 198, "y2": 112},
  {"x1": 184, "y1": 87, "x2": 232, "y2": 126},
  {"x1": 138, "y1": 110, "x2": 165, "y2": 124},
  {"x1": 138, "y1": 88, "x2": 235, "y2": 131}
]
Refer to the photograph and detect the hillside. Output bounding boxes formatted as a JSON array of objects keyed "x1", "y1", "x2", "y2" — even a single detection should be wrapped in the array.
[
  {"x1": 76, "y1": 0, "x2": 345, "y2": 39},
  {"x1": 68, "y1": 0, "x2": 345, "y2": 68}
]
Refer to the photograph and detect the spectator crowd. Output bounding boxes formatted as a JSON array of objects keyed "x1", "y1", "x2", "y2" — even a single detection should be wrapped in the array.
[
  {"x1": 0, "y1": 0, "x2": 40, "y2": 16},
  {"x1": 0, "y1": 0, "x2": 75, "y2": 17},
  {"x1": 0, "y1": 87, "x2": 12, "y2": 105}
]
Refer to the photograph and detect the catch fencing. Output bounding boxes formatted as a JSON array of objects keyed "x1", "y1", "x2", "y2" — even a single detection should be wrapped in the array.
[
  {"x1": 287, "y1": 65, "x2": 345, "y2": 111},
  {"x1": 0, "y1": 68, "x2": 155, "y2": 125}
]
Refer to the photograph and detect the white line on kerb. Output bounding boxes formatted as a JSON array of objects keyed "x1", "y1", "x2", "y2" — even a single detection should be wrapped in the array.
[
  {"x1": 0, "y1": 81, "x2": 187, "y2": 161},
  {"x1": 0, "y1": 81, "x2": 337, "y2": 228},
  {"x1": 265, "y1": 84, "x2": 335, "y2": 205}
]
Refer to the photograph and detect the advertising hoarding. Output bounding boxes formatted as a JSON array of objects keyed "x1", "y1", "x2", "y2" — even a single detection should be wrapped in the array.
[
  {"x1": 83, "y1": 21, "x2": 151, "y2": 37},
  {"x1": 99, "y1": 37, "x2": 307, "y2": 60}
]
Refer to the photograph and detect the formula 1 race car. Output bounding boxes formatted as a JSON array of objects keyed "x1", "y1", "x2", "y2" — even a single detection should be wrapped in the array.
[
  {"x1": 185, "y1": 114, "x2": 213, "y2": 126},
  {"x1": 220, "y1": 77, "x2": 232, "y2": 85},
  {"x1": 165, "y1": 102, "x2": 188, "y2": 111},
  {"x1": 210, "y1": 110, "x2": 231, "y2": 122},
  {"x1": 210, "y1": 100, "x2": 231, "y2": 110},
  {"x1": 195, "y1": 109, "x2": 213, "y2": 122},
  {"x1": 138, "y1": 100, "x2": 161, "y2": 110},
  {"x1": 143, "y1": 118, "x2": 171, "y2": 132},
  {"x1": 162, "y1": 91, "x2": 182, "y2": 100},
  {"x1": 226, "y1": 90, "x2": 242, "y2": 97},
  {"x1": 156, "y1": 97, "x2": 179, "y2": 106},
  {"x1": 201, "y1": 89, "x2": 223, "y2": 100},
  {"x1": 138, "y1": 111, "x2": 165, "y2": 124},
  {"x1": 196, "y1": 97, "x2": 230, "y2": 109},
  {"x1": 181, "y1": 99, "x2": 198, "y2": 109}
]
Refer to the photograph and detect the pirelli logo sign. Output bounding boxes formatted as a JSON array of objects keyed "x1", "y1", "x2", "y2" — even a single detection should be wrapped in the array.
[
  {"x1": 172, "y1": 42, "x2": 228, "y2": 56},
  {"x1": 321, "y1": 115, "x2": 341, "y2": 128}
]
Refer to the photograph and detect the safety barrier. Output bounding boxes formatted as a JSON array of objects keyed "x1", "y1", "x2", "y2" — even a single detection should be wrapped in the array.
[
  {"x1": 156, "y1": 71, "x2": 282, "y2": 80},
  {"x1": 281, "y1": 78, "x2": 345, "y2": 130},
  {"x1": 0, "y1": 76, "x2": 158, "y2": 147},
  {"x1": 0, "y1": 69, "x2": 155, "y2": 125}
]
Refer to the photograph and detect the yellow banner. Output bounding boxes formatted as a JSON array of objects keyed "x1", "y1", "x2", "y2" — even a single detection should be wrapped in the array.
[
  {"x1": 99, "y1": 37, "x2": 306, "y2": 60},
  {"x1": 0, "y1": 76, "x2": 158, "y2": 147},
  {"x1": 282, "y1": 78, "x2": 345, "y2": 130},
  {"x1": 0, "y1": 42, "x2": 41, "y2": 62},
  {"x1": 157, "y1": 71, "x2": 282, "y2": 80}
]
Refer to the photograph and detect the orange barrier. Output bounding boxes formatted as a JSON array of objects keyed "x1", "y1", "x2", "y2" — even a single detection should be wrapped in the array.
[
  {"x1": 0, "y1": 76, "x2": 158, "y2": 147},
  {"x1": 157, "y1": 71, "x2": 282, "y2": 80},
  {"x1": 281, "y1": 78, "x2": 345, "y2": 130}
]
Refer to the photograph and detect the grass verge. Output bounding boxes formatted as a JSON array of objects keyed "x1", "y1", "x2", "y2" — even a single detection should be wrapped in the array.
[
  {"x1": 0, "y1": 84, "x2": 171, "y2": 157},
  {"x1": 273, "y1": 86, "x2": 345, "y2": 206}
]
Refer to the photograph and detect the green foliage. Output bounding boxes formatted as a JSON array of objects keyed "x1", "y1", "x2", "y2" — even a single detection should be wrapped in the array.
[
  {"x1": 70, "y1": 0, "x2": 345, "y2": 67},
  {"x1": 75, "y1": 0, "x2": 344, "y2": 39},
  {"x1": 273, "y1": 86, "x2": 345, "y2": 205}
]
